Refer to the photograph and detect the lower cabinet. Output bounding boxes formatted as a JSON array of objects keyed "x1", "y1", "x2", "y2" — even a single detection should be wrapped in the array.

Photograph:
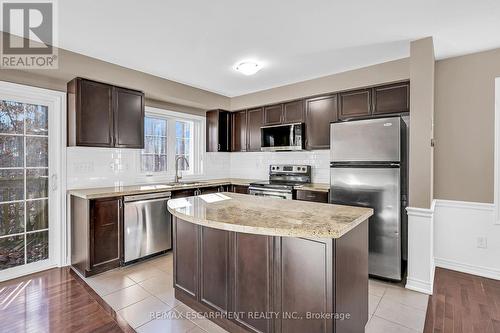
[
  {"x1": 71, "y1": 196, "x2": 122, "y2": 277},
  {"x1": 295, "y1": 189, "x2": 329, "y2": 203},
  {"x1": 173, "y1": 217, "x2": 368, "y2": 333},
  {"x1": 231, "y1": 185, "x2": 249, "y2": 194}
]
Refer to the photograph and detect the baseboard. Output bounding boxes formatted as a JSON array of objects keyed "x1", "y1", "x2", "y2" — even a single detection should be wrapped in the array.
[
  {"x1": 434, "y1": 257, "x2": 500, "y2": 280},
  {"x1": 406, "y1": 277, "x2": 433, "y2": 295}
]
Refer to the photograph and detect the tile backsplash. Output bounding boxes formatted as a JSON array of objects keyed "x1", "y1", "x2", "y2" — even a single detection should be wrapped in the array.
[{"x1": 66, "y1": 147, "x2": 329, "y2": 189}]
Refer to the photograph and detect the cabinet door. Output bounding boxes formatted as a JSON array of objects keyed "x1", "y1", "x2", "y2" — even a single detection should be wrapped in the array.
[
  {"x1": 263, "y1": 104, "x2": 283, "y2": 125},
  {"x1": 114, "y1": 87, "x2": 144, "y2": 148},
  {"x1": 305, "y1": 95, "x2": 337, "y2": 150},
  {"x1": 200, "y1": 227, "x2": 230, "y2": 312},
  {"x1": 373, "y1": 83, "x2": 409, "y2": 115},
  {"x1": 277, "y1": 237, "x2": 333, "y2": 333},
  {"x1": 247, "y1": 108, "x2": 263, "y2": 151},
  {"x1": 89, "y1": 197, "x2": 121, "y2": 272},
  {"x1": 231, "y1": 110, "x2": 247, "y2": 152},
  {"x1": 206, "y1": 110, "x2": 219, "y2": 152},
  {"x1": 295, "y1": 190, "x2": 329, "y2": 203},
  {"x1": 231, "y1": 185, "x2": 249, "y2": 194},
  {"x1": 283, "y1": 100, "x2": 304, "y2": 124},
  {"x1": 173, "y1": 217, "x2": 198, "y2": 299},
  {"x1": 339, "y1": 89, "x2": 371, "y2": 120},
  {"x1": 77, "y1": 79, "x2": 114, "y2": 147},
  {"x1": 233, "y1": 233, "x2": 273, "y2": 333},
  {"x1": 172, "y1": 189, "x2": 196, "y2": 198}
]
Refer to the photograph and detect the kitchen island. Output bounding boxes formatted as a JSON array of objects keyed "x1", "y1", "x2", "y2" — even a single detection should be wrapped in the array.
[{"x1": 167, "y1": 192, "x2": 373, "y2": 333}]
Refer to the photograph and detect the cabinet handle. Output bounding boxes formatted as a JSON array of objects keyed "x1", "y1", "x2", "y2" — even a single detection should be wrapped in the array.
[{"x1": 218, "y1": 143, "x2": 221, "y2": 151}]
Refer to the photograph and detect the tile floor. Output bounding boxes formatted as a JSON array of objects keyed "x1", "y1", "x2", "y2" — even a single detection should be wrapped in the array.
[{"x1": 82, "y1": 253, "x2": 429, "y2": 333}]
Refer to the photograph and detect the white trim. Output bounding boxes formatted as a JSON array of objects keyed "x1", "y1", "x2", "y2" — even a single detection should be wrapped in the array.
[
  {"x1": 0, "y1": 80, "x2": 66, "y2": 279},
  {"x1": 495, "y1": 77, "x2": 500, "y2": 224},
  {"x1": 434, "y1": 257, "x2": 500, "y2": 281},
  {"x1": 405, "y1": 277, "x2": 434, "y2": 295},
  {"x1": 406, "y1": 205, "x2": 434, "y2": 218},
  {"x1": 435, "y1": 199, "x2": 495, "y2": 211}
]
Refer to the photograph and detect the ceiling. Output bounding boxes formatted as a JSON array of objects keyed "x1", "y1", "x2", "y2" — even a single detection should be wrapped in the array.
[{"x1": 58, "y1": 0, "x2": 500, "y2": 97}]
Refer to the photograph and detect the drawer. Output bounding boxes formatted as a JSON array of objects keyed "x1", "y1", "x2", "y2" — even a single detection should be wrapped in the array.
[{"x1": 295, "y1": 190, "x2": 329, "y2": 203}]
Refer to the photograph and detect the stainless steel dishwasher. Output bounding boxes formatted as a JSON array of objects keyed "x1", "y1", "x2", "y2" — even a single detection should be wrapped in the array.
[{"x1": 123, "y1": 191, "x2": 172, "y2": 264}]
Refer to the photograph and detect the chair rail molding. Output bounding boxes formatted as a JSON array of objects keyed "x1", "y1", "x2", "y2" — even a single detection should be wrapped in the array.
[{"x1": 406, "y1": 203, "x2": 435, "y2": 295}]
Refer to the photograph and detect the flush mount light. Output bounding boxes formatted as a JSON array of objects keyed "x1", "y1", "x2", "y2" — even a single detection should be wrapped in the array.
[{"x1": 234, "y1": 61, "x2": 262, "y2": 76}]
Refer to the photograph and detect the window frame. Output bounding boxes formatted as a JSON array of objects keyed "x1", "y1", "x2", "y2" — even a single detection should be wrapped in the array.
[{"x1": 139, "y1": 106, "x2": 204, "y2": 179}]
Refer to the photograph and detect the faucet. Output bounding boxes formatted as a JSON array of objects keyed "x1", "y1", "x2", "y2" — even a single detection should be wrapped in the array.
[{"x1": 174, "y1": 155, "x2": 190, "y2": 183}]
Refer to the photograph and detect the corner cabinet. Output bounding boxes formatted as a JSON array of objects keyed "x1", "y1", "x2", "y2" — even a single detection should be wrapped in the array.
[
  {"x1": 206, "y1": 109, "x2": 231, "y2": 152},
  {"x1": 67, "y1": 78, "x2": 144, "y2": 148},
  {"x1": 70, "y1": 196, "x2": 122, "y2": 277}
]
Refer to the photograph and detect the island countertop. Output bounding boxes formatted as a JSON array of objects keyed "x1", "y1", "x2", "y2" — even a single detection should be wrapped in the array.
[{"x1": 167, "y1": 192, "x2": 373, "y2": 238}]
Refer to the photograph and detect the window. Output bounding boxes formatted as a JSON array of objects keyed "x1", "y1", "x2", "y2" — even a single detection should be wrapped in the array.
[
  {"x1": 142, "y1": 117, "x2": 167, "y2": 172},
  {"x1": 140, "y1": 107, "x2": 203, "y2": 176}
]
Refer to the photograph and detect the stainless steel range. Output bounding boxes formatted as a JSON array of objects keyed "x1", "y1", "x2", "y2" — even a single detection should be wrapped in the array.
[{"x1": 249, "y1": 164, "x2": 311, "y2": 199}]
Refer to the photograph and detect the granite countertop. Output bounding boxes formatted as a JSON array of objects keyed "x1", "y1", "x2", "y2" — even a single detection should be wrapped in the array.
[
  {"x1": 68, "y1": 178, "x2": 330, "y2": 199},
  {"x1": 167, "y1": 192, "x2": 372, "y2": 239}
]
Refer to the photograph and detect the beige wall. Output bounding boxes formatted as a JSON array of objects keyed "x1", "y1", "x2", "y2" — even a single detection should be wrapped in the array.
[
  {"x1": 408, "y1": 38, "x2": 435, "y2": 209},
  {"x1": 230, "y1": 58, "x2": 410, "y2": 110},
  {"x1": 434, "y1": 48, "x2": 500, "y2": 203},
  {"x1": 0, "y1": 33, "x2": 230, "y2": 115}
]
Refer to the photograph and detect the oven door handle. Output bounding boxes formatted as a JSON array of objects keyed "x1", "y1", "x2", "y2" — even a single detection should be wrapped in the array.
[
  {"x1": 249, "y1": 190, "x2": 292, "y2": 197},
  {"x1": 248, "y1": 187, "x2": 291, "y2": 193}
]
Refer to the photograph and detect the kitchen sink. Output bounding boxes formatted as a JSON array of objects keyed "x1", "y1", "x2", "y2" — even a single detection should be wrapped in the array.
[{"x1": 165, "y1": 181, "x2": 206, "y2": 186}]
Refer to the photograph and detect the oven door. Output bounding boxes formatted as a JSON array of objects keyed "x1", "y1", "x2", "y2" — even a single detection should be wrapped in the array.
[{"x1": 248, "y1": 187, "x2": 293, "y2": 200}]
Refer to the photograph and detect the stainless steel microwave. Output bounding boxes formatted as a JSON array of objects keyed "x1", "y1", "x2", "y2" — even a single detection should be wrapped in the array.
[{"x1": 261, "y1": 123, "x2": 304, "y2": 151}]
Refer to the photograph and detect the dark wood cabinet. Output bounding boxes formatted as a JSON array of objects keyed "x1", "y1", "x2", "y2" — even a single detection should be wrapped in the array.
[
  {"x1": 67, "y1": 78, "x2": 144, "y2": 148},
  {"x1": 206, "y1": 109, "x2": 231, "y2": 152},
  {"x1": 232, "y1": 110, "x2": 247, "y2": 152},
  {"x1": 277, "y1": 237, "x2": 332, "y2": 333},
  {"x1": 70, "y1": 196, "x2": 122, "y2": 277},
  {"x1": 233, "y1": 233, "x2": 273, "y2": 333},
  {"x1": 247, "y1": 108, "x2": 263, "y2": 151},
  {"x1": 231, "y1": 185, "x2": 249, "y2": 194},
  {"x1": 305, "y1": 95, "x2": 337, "y2": 150},
  {"x1": 263, "y1": 104, "x2": 283, "y2": 125},
  {"x1": 173, "y1": 217, "x2": 369, "y2": 333},
  {"x1": 283, "y1": 100, "x2": 304, "y2": 124},
  {"x1": 113, "y1": 87, "x2": 145, "y2": 148},
  {"x1": 173, "y1": 218, "x2": 199, "y2": 299},
  {"x1": 339, "y1": 89, "x2": 371, "y2": 120},
  {"x1": 200, "y1": 227, "x2": 230, "y2": 313},
  {"x1": 172, "y1": 189, "x2": 196, "y2": 198},
  {"x1": 295, "y1": 190, "x2": 329, "y2": 203},
  {"x1": 373, "y1": 83, "x2": 409, "y2": 115}
]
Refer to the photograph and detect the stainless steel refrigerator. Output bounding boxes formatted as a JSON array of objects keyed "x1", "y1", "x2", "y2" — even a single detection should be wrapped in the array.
[{"x1": 330, "y1": 116, "x2": 408, "y2": 281}]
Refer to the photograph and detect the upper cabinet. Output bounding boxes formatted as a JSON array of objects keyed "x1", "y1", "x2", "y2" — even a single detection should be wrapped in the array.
[
  {"x1": 339, "y1": 89, "x2": 371, "y2": 120},
  {"x1": 263, "y1": 104, "x2": 283, "y2": 125},
  {"x1": 67, "y1": 78, "x2": 144, "y2": 148},
  {"x1": 206, "y1": 109, "x2": 231, "y2": 152},
  {"x1": 283, "y1": 100, "x2": 304, "y2": 124},
  {"x1": 231, "y1": 110, "x2": 247, "y2": 152},
  {"x1": 373, "y1": 83, "x2": 410, "y2": 115},
  {"x1": 305, "y1": 95, "x2": 338, "y2": 150},
  {"x1": 247, "y1": 107, "x2": 263, "y2": 152}
]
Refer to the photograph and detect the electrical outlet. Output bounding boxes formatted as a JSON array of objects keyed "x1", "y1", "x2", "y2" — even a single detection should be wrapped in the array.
[{"x1": 477, "y1": 236, "x2": 488, "y2": 249}]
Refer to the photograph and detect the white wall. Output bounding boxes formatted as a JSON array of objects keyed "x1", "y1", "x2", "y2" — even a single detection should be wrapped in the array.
[{"x1": 433, "y1": 200, "x2": 500, "y2": 280}]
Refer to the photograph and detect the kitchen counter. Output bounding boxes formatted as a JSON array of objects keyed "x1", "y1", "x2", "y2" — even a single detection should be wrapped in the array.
[
  {"x1": 68, "y1": 178, "x2": 330, "y2": 199},
  {"x1": 167, "y1": 192, "x2": 372, "y2": 238},
  {"x1": 170, "y1": 192, "x2": 372, "y2": 333}
]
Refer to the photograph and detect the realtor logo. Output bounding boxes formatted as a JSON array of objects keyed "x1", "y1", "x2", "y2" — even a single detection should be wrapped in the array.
[{"x1": 1, "y1": 1, "x2": 58, "y2": 68}]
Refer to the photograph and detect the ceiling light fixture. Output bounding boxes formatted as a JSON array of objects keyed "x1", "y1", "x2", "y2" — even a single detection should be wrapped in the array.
[{"x1": 234, "y1": 61, "x2": 262, "y2": 76}]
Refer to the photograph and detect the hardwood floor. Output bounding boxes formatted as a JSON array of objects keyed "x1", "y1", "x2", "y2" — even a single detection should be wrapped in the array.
[
  {"x1": 424, "y1": 267, "x2": 500, "y2": 333},
  {"x1": 0, "y1": 267, "x2": 132, "y2": 333}
]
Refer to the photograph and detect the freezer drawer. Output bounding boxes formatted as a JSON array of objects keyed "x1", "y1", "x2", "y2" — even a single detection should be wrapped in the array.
[
  {"x1": 330, "y1": 117, "x2": 401, "y2": 162},
  {"x1": 330, "y1": 166, "x2": 402, "y2": 280},
  {"x1": 124, "y1": 195, "x2": 172, "y2": 263}
]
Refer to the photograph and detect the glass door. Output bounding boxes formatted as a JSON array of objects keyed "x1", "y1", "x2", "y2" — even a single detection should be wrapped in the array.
[{"x1": 0, "y1": 94, "x2": 57, "y2": 276}]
